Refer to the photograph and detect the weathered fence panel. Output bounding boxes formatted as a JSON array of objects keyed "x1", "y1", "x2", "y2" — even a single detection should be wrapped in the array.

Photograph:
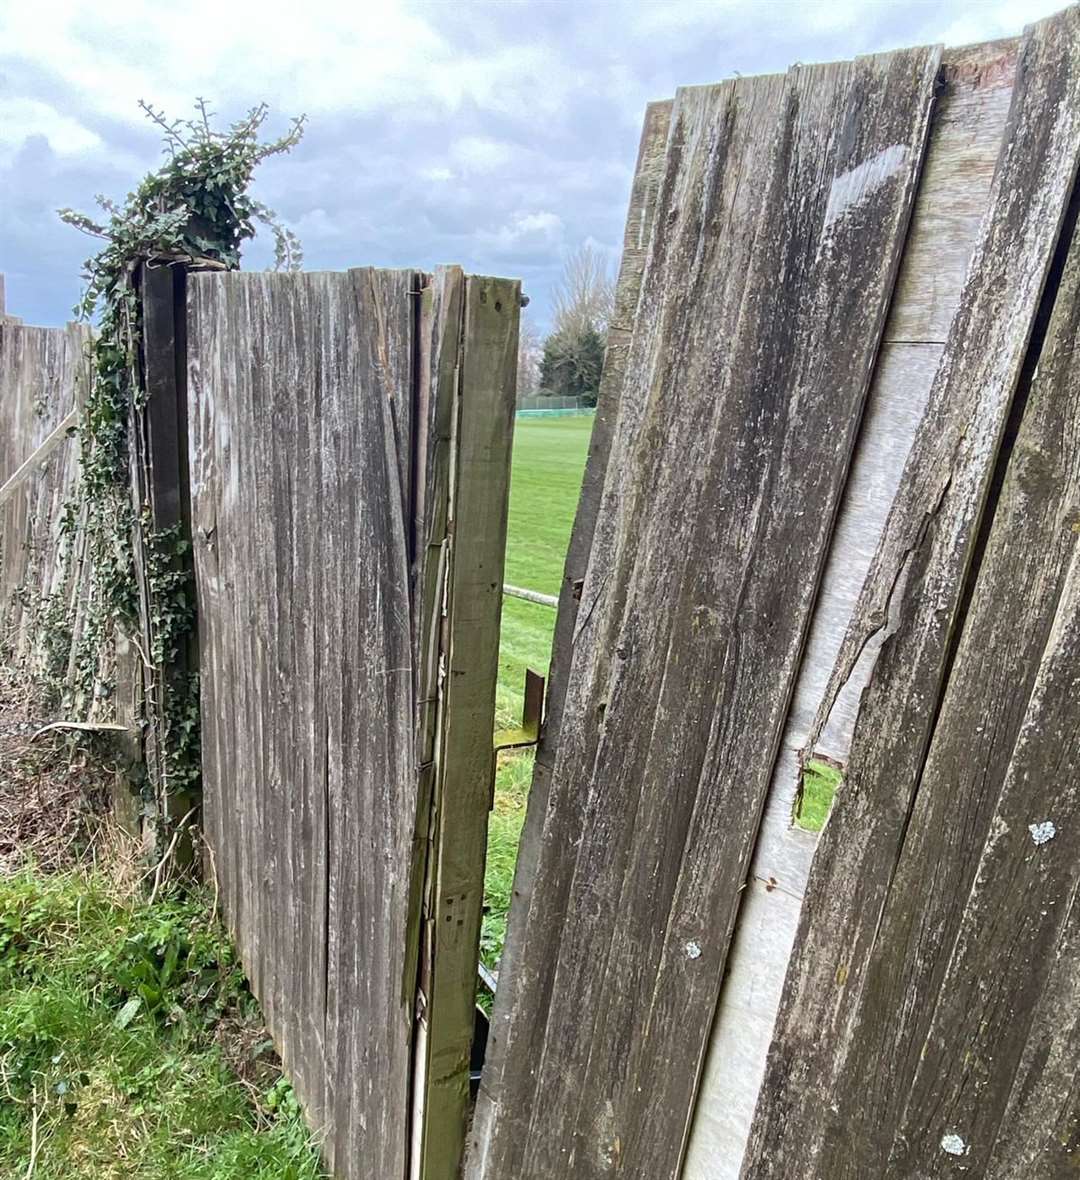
[
  {"x1": 188, "y1": 266, "x2": 518, "y2": 1178},
  {"x1": 0, "y1": 288, "x2": 147, "y2": 832},
  {"x1": 473, "y1": 8, "x2": 1080, "y2": 1180},
  {"x1": 0, "y1": 315, "x2": 88, "y2": 667},
  {"x1": 684, "y1": 35, "x2": 1020, "y2": 1173},
  {"x1": 470, "y1": 43, "x2": 941, "y2": 1180},
  {"x1": 744, "y1": 11, "x2": 1080, "y2": 1177}
]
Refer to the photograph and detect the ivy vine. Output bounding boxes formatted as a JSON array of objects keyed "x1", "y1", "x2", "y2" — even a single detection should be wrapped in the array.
[{"x1": 57, "y1": 99, "x2": 305, "y2": 842}]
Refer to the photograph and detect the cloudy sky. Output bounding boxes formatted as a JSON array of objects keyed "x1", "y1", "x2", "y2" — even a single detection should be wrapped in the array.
[{"x1": 0, "y1": 0, "x2": 1062, "y2": 332}]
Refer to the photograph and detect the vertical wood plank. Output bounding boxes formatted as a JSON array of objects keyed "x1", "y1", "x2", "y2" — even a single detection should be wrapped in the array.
[
  {"x1": 884, "y1": 198, "x2": 1080, "y2": 1177},
  {"x1": 417, "y1": 275, "x2": 518, "y2": 1179},
  {"x1": 682, "y1": 37, "x2": 1019, "y2": 1178},
  {"x1": 189, "y1": 269, "x2": 421, "y2": 1180},
  {"x1": 469, "y1": 99, "x2": 673, "y2": 1174},
  {"x1": 407, "y1": 265, "x2": 463, "y2": 1179}
]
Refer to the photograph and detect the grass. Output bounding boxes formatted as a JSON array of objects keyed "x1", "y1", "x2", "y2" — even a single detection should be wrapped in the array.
[
  {"x1": 483, "y1": 415, "x2": 593, "y2": 975},
  {"x1": 0, "y1": 867, "x2": 326, "y2": 1179},
  {"x1": 494, "y1": 415, "x2": 594, "y2": 730},
  {"x1": 795, "y1": 760, "x2": 843, "y2": 833}
]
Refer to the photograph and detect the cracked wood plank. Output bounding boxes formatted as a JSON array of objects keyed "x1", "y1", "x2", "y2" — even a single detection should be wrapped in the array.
[
  {"x1": 743, "y1": 9, "x2": 1080, "y2": 1177},
  {"x1": 885, "y1": 181, "x2": 1080, "y2": 1178},
  {"x1": 470, "y1": 44, "x2": 939, "y2": 1180},
  {"x1": 682, "y1": 36, "x2": 1019, "y2": 1179}
]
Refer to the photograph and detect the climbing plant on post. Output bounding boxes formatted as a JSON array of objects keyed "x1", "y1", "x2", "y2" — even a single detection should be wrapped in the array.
[{"x1": 58, "y1": 99, "x2": 305, "y2": 867}]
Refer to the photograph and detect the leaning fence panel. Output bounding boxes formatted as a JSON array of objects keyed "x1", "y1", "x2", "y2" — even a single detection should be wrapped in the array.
[{"x1": 470, "y1": 42, "x2": 941, "y2": 1180}]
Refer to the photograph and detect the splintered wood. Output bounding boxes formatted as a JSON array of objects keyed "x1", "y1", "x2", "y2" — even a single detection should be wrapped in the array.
[{"x1": 473, "y1": 7, "x2": 1080, "y2": 1180}]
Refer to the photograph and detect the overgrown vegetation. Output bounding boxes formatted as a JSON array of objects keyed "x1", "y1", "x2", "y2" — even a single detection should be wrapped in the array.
[
  {"x1": 0, "y1": 868, "x2": 326, "y2": 1178},
  {"x1": 0, "y1": 664, "x2": 115, "y2": 876},
  {"x1": 55, "y1": 99, "x2": 304, "y2": 839},
  {"x1": 0, "y1": 654, "x2": 324, "y2": 1177}
]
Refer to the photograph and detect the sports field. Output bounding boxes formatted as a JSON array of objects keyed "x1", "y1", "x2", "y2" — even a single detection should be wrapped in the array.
[{"x1": 483, "y1": 414, "x2": 593, "y2": 972}]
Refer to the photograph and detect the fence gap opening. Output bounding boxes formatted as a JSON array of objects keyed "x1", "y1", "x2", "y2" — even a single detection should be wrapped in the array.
[{"x1": 793, "y1": 756, "x2": 843, "y2": 834}]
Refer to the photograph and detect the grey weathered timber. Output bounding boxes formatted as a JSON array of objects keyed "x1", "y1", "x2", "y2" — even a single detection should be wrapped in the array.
[
  {"x1": 471, "y1": 45, "x2": 939, "y2": 1180},
  {"x1": 468, "y1": 98, "x2": 673, "y2": 1174},
  {"x1": 189, "y1": 266, "x2": 517, "y2": 1180},
  {"x1": 408, "y1": 266, "x2": 464, "y2": 1178},
  {"x1": 743, "y1": 9, "x2": 1080, "y2": 1177},
  {"x1": 190, "y1": 269, "x2": 421, "y2": 1175},
  {"x1": 0, "y1": 317, "x2": 89, "y2": 668},
  {"x1": 883, "y1": 191, "x2": 1080, "y2": 1178},
  {"x1": 683, "y1": 37, "x2": 1019, "y2": 1178},
  {"x1": 0, "y1": 408, "x2": 79, "y2": 511},
  {"x1": 415, "y1": 276, "x2": 519, "y2": 1179}
]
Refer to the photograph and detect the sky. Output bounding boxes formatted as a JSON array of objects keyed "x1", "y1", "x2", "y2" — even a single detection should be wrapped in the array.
[{"x1": 0, "y1": 0, "x2": 1065, "y2": 333}]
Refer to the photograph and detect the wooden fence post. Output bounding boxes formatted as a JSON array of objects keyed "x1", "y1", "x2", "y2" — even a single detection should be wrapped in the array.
[
  {"x1": 134, "y1": 259, "x2": 198, "y2": 856},
  {"x1": 415, "y1": 275, "x2": 519, "y2": 1180}
]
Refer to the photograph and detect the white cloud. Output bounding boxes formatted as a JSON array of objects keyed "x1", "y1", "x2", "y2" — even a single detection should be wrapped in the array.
[
  {"x1": 479, "y1": 209, "x2": 564, "y2": 253},
  {"x1": 0, "y1": 99, "x2": 102, "y2": 161},
  {"x1": 291, "y1": 208, "x2": 347, "y2": 242},
  {"x1": 0, "y1": 0, "x2": 574, "y2": 128},
  {"x1": 450, "y1": 136, "x2": 515, "y2": 174},
  {"x1": 3, "y1": 0, "x2": 1072, "y2": 330}
]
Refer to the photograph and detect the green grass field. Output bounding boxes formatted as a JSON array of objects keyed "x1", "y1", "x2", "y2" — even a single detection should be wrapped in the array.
[
  {"x1": 494, "y1": 415, "x2": 595, "y2": 730},
  {"x1": 483, "y1": 415, "x2": 593, "y2": 975}
]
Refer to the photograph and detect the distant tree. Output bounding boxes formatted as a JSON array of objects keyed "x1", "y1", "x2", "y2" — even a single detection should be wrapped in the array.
[
  {"x1": 540, "y1": 244, "x2": 613, "y2": 404},
  {"x1": 551, "y1": 243, "x2": 614, "y2": 338},
  {"x1": 540, "y1": 323, "x2": 605, "y2": 405}
]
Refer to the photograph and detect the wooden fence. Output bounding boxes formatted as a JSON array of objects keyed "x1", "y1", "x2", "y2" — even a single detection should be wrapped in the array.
[
  {"x1": 187, "y1": 267, "x2": 518, "y2": 1179},
  {"x1": 471, "y1": 9, "x2": 1080, "y2": 1180},
  {"x1": 0, "y1": 305, "x2": 88, "y2": 671}
]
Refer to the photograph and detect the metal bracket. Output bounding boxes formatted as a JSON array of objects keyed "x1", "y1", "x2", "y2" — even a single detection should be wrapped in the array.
[{"x1": 493, "y1": 667, "x2": 545, "y2": 753}]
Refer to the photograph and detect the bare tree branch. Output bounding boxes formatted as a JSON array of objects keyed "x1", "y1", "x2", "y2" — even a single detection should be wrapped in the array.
[{"x1": 551, "y1": 243, "x2": 614, "y2": 337}]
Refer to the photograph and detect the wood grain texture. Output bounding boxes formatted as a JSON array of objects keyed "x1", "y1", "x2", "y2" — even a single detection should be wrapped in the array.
[
  {"x1": 883, "y1": 189, "x2": 1080, "y2": 1179},
  {"x1": 190, "y1": 265, "x2": 517, "y2": 1180},
  {"x1": 0, "y1": 318, "x2": 90, "y2": 676},
  {"x1": 190, "y1": 269, "x2": 421, "y2": 1178},
  {"x1": 683, "y1": 38, "x2": 1019, "y2": 1178},
  {"x1": 470, "y1": 45, "x2": 939, "y2": 1180},
  {"x1": 744, "y1": 10, "x2": 1080, "y2": 1177},
  {"x1": 408, "y1": 268, "x2": 464, "y2": 1180},
  {"x1": 416, "y1": 275, "x2": 519, "y2": 1179}
]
